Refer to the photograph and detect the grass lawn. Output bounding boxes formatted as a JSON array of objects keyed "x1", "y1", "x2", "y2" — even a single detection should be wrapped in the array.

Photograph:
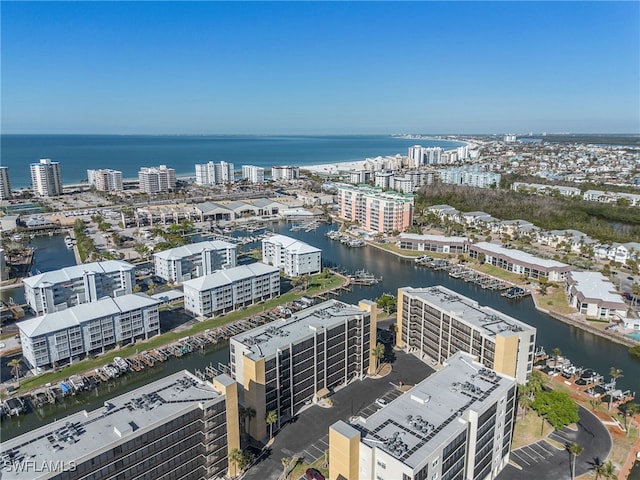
[
  {"x1": 536, "y1": 287, "x2": 576, "y2": 315},
  {"x1": 288, "y1": 453, "x2": 329, "y2": 480},
  {"x1": 512, "y1": 410, "x2": 556, "y2": 449},
  {"x1": 12, "y1": 273, "x2": 347, "y2": 395}
]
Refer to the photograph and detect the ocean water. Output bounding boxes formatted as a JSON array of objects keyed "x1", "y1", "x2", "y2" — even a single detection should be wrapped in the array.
[{"x1": 0, "y1": 134, "x2": 464, "y2": 188}]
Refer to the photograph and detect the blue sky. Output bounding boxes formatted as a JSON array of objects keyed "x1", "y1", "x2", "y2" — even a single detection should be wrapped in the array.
[{"x1": 2, "y1": 1, "x2": 639, "y2": 134}]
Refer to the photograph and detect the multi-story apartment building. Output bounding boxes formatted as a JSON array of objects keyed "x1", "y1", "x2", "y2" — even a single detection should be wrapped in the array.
[
  {"x1": 349, "y1": 170, "x2": 372, "y2": 184},
  {"x1": 153, "y1": 240, "x2": 237, "y2": 284},
  {"x1": 87, "y1": 168, "x2": 124, "y2": 192},
  {"x1": 261, "y1": 234, "x2": 321, "y2": 277},
  {"x1": 241, "y1": 165, "x2": 265, "y2": 184},
  {"x1": 0, "y1": 371, "x2": 240, "y2": 480},
  {"x1": 407, "y1": 145, "x2": 443, "y2": 167},
  {"x1": 583, "y1": 189, "x2": 640, "y2": 207},
  {"x1": 439, "y1": 166, "x2": 501, "y2": 189},
  {"x1": 18, "y1": 294, "x2": 161, "y2": 369},
  {"x1": 396, "y1": 233, "x2": 467, "y2": 254},
  {"x1": 271, "y1": 165, "x2": 299, "y2": 181},
  {"x1": 195, "y1": 161, "x2": 235, "y2": 186},
  {"x1": 374, "y1": 171, "x2": 394, "y2": 189},
  {"x1": 138, "y1": 165, "x2": 176, "y2": 194},
  {"x1": 0, "y1": 166, "x2": 11, "y2": 200},
  {"x1": 397, "y1": 286, "x2": 536, "y2": 383},
  {"x1": 30, "y1": 158, "x2": 63, "y2": 197},
  {"x1": 565, "y1": 271, "x2": 628, "y2": 321},
  {"x1": 337, "y1": 184, "x2": 414, "y2": 234},
  {"x1": 330, "y1": 351, "x2": 517, "y2": 480},
  {"x1": 182, "y1": 263, "x2": 280, "y2": 318},
  {"x1": 468, "y1": 242, "x2": 572, "y2": 282},
  {"x1": 230, "y1": 299, "x2": 378, "y2": 440},
  {"x1": 23, "y1": 260, "x2": 136, "y2": 314},
  {"x1": 511, "y1": 182, "x2": 581, "y2": 197}
]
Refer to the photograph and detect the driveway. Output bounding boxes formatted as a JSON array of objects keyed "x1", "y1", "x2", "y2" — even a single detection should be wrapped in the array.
[{"x1": 497, "y1": 405, "x2": 612, "y2": 480}]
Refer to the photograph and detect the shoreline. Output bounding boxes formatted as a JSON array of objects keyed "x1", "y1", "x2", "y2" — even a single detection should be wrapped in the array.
[{"x1": 365, "y1": 240, "x2": 639, "y2": 350}]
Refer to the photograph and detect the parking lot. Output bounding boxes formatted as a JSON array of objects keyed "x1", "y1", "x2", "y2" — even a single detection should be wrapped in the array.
[{"x1": 242, "y1": 348, "x2": 433, "y2": 480}]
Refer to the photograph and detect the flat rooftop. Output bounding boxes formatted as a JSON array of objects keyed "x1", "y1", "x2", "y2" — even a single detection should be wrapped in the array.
[
  {"x1": 231, "y1": 299, "x2": 366, "y2": 361},
  {"x1": 23, "y1": 260, "x2": 135, "y2": 288},
  {"x1": 471, "y1": 242, "x2": 570, "y2": 270},
  {"x1": 352, "y1": 352, "x2": 515, "y2": 469},
  {"x1": 401, "y1": 285, "x2": 535, "y2": 337},
  {"x1": 0, "y1": 371, "x2": 228, "y2": 480}
]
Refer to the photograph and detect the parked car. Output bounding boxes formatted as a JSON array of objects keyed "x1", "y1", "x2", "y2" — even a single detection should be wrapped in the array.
[
  {"x1": 375, "y1": 398, "x2": 387, "y2": 408},
  {"x1": 305, "y1": 468, "x2": 325, "y2": 480}
]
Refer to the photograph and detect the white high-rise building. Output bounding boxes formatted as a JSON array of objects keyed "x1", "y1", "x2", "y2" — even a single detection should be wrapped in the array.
[
  {"x1": 241, "y1": 165, "x2": 265, "y2": 184},
  {"x1": 0, "y1": 167, "x2": 11, "y2": 200},
  {"x1": 262, "y1": 234, "x2": 322, "y2": 277},
  {"x1": 30, "y1": 159, "x2": 63, "y2": 197},
  {"x1": 138, "y1": 165, "x2": 176, "y2": 194},
  {"x1": 271, "y1": 166, "x2": 299, "y2": 181},
  {"x1": 195, "y1": 161, "x2": 235, "y2": 185},
  {"x1": 407, "y1": 145, "x2": 443, "y2": 167},
  {"x1": 87, "y1": 169, "x2": 123, "y2": 192}
]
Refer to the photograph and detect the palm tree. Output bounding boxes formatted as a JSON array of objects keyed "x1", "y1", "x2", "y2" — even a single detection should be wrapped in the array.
[
  {"x1": 620, "y1": 402, "x2": 638, "y2": 436},
  {"x1": 551, "y1": 347, "x2": 562, "y2": 369},
  {"x1": 228, "y1": 448, "x2": 245, "y2": 478},
  {"x1": 527, "y1": 370, "x2": 546, "y2": 396},
  {"x1": 8, "y1": 357, "x2": 23, "y2": 384},
  {"x1": 244, "y1": 406, "x2": 256, "y2": 435},
  {"x1": 568, "y1": 441, "x2": 583, "y2": 480},
  {"x1": 608, "y1": 367, "x2": 623, "y2": 411},
  {"x1": 266, "y1": 410, "x2": 278, "y2": 439},
  {"x1": 519, "y1": 394, "x2": 533, "y2": 420},
  {"x1": 281, "y1": 457, "x2": 291, "y2": 480},
  {"x1": 595, "y1": 460, "x2": 617, "y2": 480},
  {"x1": 373, "y1": 342, "x2": 386, "y2": 370}
]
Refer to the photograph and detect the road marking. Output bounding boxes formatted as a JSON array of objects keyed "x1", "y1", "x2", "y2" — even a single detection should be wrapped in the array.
[{"x1": 511, "y1": 452, "x2": 531, "y2": 466}]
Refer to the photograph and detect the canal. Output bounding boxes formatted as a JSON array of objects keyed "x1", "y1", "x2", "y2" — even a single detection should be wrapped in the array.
[{"x1": 1, "y1": 223, "x2": 639, "y2": 442}]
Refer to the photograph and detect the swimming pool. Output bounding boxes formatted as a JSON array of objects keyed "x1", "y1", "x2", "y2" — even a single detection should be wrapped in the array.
[{"x1": 627, "y1": 331, "x2": 640, "y2": 342}]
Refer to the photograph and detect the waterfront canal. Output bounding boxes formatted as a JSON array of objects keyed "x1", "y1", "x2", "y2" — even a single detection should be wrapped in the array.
[{"x1": 1, "y1": 223, "x2": 639, "y2": 441}]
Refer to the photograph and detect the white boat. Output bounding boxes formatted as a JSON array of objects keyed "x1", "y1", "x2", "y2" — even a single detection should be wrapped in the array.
[{"x1": 113, "y1": 357, "x2": 130, "y2": 373}]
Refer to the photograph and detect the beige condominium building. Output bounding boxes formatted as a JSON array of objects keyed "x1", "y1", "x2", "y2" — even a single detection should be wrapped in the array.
[
  {"x1": 230, "y1": 299, "x2": 378, "y2": 440},
  {"x1": 329, "y1": 351, "x2": 517, "y2": 480},
  {"x1": 397, "y1": 286, "x2": 536, "y2": 384},
  {"x1": 0, "y1": 371, "x2": 240, "y2": 480}
]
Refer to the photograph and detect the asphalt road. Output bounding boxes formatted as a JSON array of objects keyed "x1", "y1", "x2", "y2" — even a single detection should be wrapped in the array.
[
  {"x1": 242, "y1": 348, "x2": 434, "y2": 480},
  {"x1": 497, "y1": 405, "x2": 612, "y2": 480}
]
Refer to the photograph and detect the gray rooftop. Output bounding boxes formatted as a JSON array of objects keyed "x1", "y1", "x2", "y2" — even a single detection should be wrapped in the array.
[
  {"x1": 352, "y1": 352, "x2": 515, "y2": 469},
  {"x1": 182, "y1": 262, "x2": 279, "y2": 292},
  {"x1": 567, "y1": 271, "x2": 627, "y2": 307},
  {"x1": 401, "y1": 286, "x2": 535, "y2": 338},
  {"x1": 23, "y1": 260, "x2": 135, "y2": 288},
  {"x1": 397, "y1": 233, "x2": 466, "y2": 244},
  {"x1": 263, "y1": 234, "x2": 321, "y2": 254},
  {"x1": 153, "y1": 240, "x2": 237, "y2": 261},
  {"x1": 471, "y1": 242, "x2": 570, "y2": 270},
  {"x1": 0, "y1": 371, "x2": 229, "y2": 480},
  {"x1": 231, "y1": 299, "x2": 366, "y2": 361},
  {"x1": 18, "y1": 294, "x2": 160, "y2": 337}
]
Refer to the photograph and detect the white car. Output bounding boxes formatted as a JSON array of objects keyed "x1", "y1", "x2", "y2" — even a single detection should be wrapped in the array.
[{"x1": 375, "y1": 398, "x2": 387, "y2": 408}]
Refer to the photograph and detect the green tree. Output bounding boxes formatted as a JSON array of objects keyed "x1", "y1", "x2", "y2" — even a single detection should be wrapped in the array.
[
  {"x1": 8, "y1": 357, "x2": 23, "y2": 384},
  {"x1": 375, "y1": 293, "x2": 397, "y2": 314},
  {"x1": 527, "y1": 370, "x2": 547, "y2": 396},
  {"x1": 228, "y1": 448, "x2": 245, "y2": 478},
  {"x1": 373, "y1": 342, "x2": 386, "y2": 370},
  {"x1": 531, "y1": 390, "x2": 580, "y2": 431},
  {"x1": 619, "y1": 402, "x2": 638, "y2": 436},
  {"x1": 594, "y1": 460, "x2": 617, "y2": 480},
  {"x1": 266, "y1": 410, "x2": 278, "y2": 439},
  {"x1": 551, "y1": 347, "x2": 562, "y2": 369},
  {"x1": 608, "y1": 367, "x2": 623, "y2": 411},
  {"x1": 242, "y1": 406, "x2": 256, "y2": 435},
  {"x1": 567, "y1": 441, "x2": 583, "y2": 480}
]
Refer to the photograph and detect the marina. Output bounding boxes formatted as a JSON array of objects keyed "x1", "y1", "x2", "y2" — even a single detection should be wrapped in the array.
[{"x1": 1, "y1": 222, "x2": 639, "y2": 443}]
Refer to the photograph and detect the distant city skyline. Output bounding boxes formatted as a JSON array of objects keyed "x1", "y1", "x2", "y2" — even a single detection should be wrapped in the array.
[{"x1": 2, "y1": 1, "x2": 639, "y2": 135}]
